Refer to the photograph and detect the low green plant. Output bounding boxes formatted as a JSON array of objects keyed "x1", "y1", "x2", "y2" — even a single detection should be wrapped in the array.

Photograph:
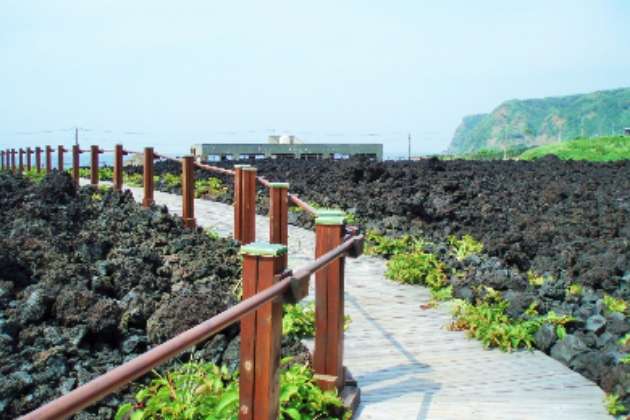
[
  {"x1": 282, "y1": 302, "x2": 351, "y2": 338},
  {"x1": 386, "y1": 251, "x2": 446, "y2": 290},
  {"x1": 124, "y1": 173, "x2": 143, "y2": 187},
  {"x1": 115, "y1": 363, "x2": 238, "y2": 420},
  {"x1": 283, "y1": 303, "x2": 316, "y2": 338},
  {"x1": 447, "y1": 234, "x2": 483, "y2": 260},
  {"x1": 23, "y1": 169, "x2": 46, "y2": 183},
  {"x1": 567, "y1": 283, "x2": 583, "y2": 296},
  {"x1": 365, "y1": 231, "x2": 427, "y2": 257},
  {"x1": 619, "y1": 333, "x2": 630, "y2": 347},
  {"x1": 620, "y1": 354, "x2": 630, "y2": 365},
  {"x1": 449, "y1": 291, "x2": 574, "y2": 351},
  {"x1": 604, "y1": 393, "x2": 627, "y2": 416},
  {"x1": 603, "y1": 295, "x2": 628, "y2": 314},
  {"x1": 161, "y1": 172, "x2": 181, "y2": 189},
  {"x1": 99, "y1": 167, "x2": 114, "y2": 181},
  {"x1": 115, "y1": 360, "x2": 347, "y2": 420},
  {"x1": 430, "y1": 285, "x2": 453, "y2": 302},
  {"x1": 195, "y1": 177, "x2": 227, "y2": 199},
  {"x1": 205, "y1": 229, "x2": 220, "y2": 240},
  {"x1": 527, "y1": 271, "x2": 545, "y2": 287}
]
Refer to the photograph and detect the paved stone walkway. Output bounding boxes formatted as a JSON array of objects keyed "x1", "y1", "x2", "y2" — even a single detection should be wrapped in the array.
[{"x1": 88, "y1": 181, "x2": 610, "y2": 419}]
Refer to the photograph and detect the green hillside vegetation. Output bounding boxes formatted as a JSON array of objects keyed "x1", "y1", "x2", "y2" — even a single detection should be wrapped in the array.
[
  {"x1": 449, "y1": 87, "x2": 630, "y2": 153},
  {"x1": 519, "y1": 136, "x2": 630, "y2": 162}
]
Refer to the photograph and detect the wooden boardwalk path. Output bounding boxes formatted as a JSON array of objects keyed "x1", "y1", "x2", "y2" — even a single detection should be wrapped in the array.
[{"x1": 95, "y1": 182, "x2": 610, "y2": 419}]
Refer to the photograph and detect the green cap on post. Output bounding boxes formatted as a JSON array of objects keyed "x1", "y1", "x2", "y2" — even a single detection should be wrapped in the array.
[
  {"x1": 315, "y1": 208, "x2": 346, "y2": 225},
  {"x1": 268, "y1": 182, "x2": 289, "y2": 189},
  {"x1": 240, "y1": 241, "x2": 288, "y2": 257},
  {"x1": 316, "y1": 208, "x2": 345, "y2": 218}
]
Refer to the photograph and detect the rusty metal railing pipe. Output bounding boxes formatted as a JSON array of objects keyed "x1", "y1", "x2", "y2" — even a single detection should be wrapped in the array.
[
  {"x1": 288, "y1": 193, "x2": 318, "y2": 216},
  {"x1": 193, "y1": 161, "x2": 234, "y2": 176}
]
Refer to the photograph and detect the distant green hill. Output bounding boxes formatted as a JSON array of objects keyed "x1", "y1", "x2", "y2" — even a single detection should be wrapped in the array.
[
  {"x1": 449, "y1": 87, "x2": 630, "y2": 153},
  {"x1": 519, "y1": 136, "x2": 630, "y2": 162}
]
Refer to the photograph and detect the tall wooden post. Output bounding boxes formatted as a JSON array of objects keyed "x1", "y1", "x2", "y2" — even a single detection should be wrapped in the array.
[
  {"x1": 0, "y1": 151, "x2": 4, "y2": 171},
  {"x1": 57, "y1": 145, "x2": 65, "y2": 171},
  {"x1": 143, "y1": 147, "x2": 154, "y2": 207},
  {"x1": 113, "y1": 145, "x2": 123, "y2": 192},
  {"x1": 45, "y1": 146, "x2": 52, "y2": 173},
  {"x1": 313, "y1": 210, "x2": 347, "y2": 391},
  {"x1": 233, "y1": 164, "x2": 249, "y2": 241},
  {"x1": 35, "y1": 147, "x2": 42, "y2": 172},
  {"x1": 72, "y1": 145, "x2": 80, "y2": 187},
  {"x1": 26, "y1": 147, "x2": 32, "y2": 171},
  {"x1": 90, "y1": 145, "x2": 99, "y2": 185},
  {"x1": 18, "y1": 149, "x2": 24, "y2": 174},
  {"x1": 11, "y1": 149, "x2": 16, "y2": 173},
  {"x1": 181, "y1": 156, "x2": 196, "y2": 228},
  {"x1": 239, "y1": 242, "x2": 287, "y2": 420},
  {"x1": 269, "y1": 182, "x2": 289, "y2": 266},
  {"x1": 234, "y1": 165, "x2": 257, "y2": 244}
]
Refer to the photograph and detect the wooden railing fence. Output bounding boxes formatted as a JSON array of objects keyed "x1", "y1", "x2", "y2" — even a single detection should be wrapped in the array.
[{"x1": 1, "y1": 143, "x2": 363, "y2": 419}]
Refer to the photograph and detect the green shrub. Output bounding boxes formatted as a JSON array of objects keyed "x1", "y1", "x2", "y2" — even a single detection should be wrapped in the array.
[
  {"x1": 124, "y1": 173, "x2": 143, "y2": 187},
  {"x1": 604, "y1": 393, "x2": 627, "y2": 416},
  {"x1": 619, "y1": 333, "x2": 630, "y2": 347},
  {"x1": 195, "y1": 177, "x2": 227, "y2": 199},
  {"x1": 99, "y1": 167, "x2": 114, "y2": 181},
  {"x1": 430, "y1": 285, "x2": 453, "y2": 302},
  {"x1": 449, "y1": 291, "x2": 573, "y2": 351},
  {"x1": 365, "y1": 231, "x2": 427, "y2": 257},
  {"x1": 527, "y1": 271, "x2": 545, "y2": 287},
  {"x1": 567, "y1": 283, "x2": 583, "y2": 296},
  {"x1": 161, "y1": 172, "x2": 181, "y2": 189},
  {"x1": 115, "y1": 361, "x2": 347, "y2": 420},
  {"x1": 283, "y1": 303, "x2": 316, "y2": 338},
  {"x1": 282, "y1": 302, "x2": 351, "y2": 339},
  {"x1": 447, "y1": 234, "x2": 483, "y2": 260},
  {"x1": 23, "y1": 169, "x2": 46, "y2": 183},
  {"x1": 385, "y1": 251, "x2": 446, "y2": 289},
  {"x1": 603, "y1": 295, "x2": 628, "y2": 314}
]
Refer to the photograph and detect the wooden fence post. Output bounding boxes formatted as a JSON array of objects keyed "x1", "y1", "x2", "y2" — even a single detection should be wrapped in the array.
[
  {"x1": 113, "y1": 145, "x2": 124, "y2": 192},
  {"x1": 0, "y1": 151, "x2": 3, "y2": 171},
  {"x1": 11, "y1": 149, "x2": 16, "y2": 173},
  {"x1": 57, "y1": 145, "x2": 65, "y2": 171},
  {"x1": 181, "y1": 156, "x2": 196, "y2": 228},
  {"x1": 72, "y1": 145, "x2": 80, "y2": 187},
  {"x1": 313, "y1": 210, "x2": 347, "y2": 391},
  {"x1": 143, "y1": 147, "x2": 154, "y2": 207},
  {"x1": 26, "y1": 147, "x2": 32, "y2": 171},
  {"x1": 233, "y1": 166, "x2": 257, "y2": 244},
  {"x1": 90, "y1": 145, "x2": 99, "y2": 185},
  {"x1": 45, "y1": 146, "x2": 52, "y2": 173},
  {"x1": 239, "y1": 242, "x2": 287, "y2": 420},
  {"x1": 18, "y1": 149, "x2": 24, "y2": 174},
  {"x1": 233, "y1": 164, "x2": 249, "y2": 241},
  {"x1": 269, "y1": 182, "x2": 289, "y2": 266},
  {"x1": 35, "y1": 147, "x2": 42, "y2": 172}
]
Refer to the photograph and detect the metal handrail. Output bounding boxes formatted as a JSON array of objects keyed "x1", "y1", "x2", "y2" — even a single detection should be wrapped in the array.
[{"x1": 20, "y1": 234, "x2": 362, "y2": 420}]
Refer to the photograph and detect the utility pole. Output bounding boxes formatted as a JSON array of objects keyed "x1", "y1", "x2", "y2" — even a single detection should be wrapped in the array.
[{"x1": 408, "y1": 133, "x2": 411, "y2": 161}]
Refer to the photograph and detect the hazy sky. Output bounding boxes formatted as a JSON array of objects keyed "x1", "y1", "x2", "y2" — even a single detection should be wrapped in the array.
[{"x1": 1, "y1": 1, "x2": 629, "y2": 157}]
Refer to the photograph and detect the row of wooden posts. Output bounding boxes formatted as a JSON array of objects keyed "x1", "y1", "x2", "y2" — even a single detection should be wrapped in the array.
[{"x1": 7, "y1": 144, "x2": 356, "y2": 419}]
